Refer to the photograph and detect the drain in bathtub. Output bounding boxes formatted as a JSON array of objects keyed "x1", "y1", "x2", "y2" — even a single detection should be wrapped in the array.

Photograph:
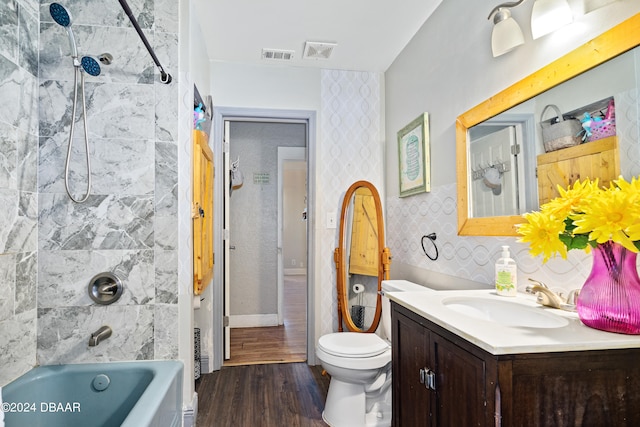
[{"x1": 92, "y1": 374, "x2": 111, "y2": 391}]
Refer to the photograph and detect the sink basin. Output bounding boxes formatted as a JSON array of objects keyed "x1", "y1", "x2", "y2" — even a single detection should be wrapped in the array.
[{"x1": 442, "y1": 296, "x2": 570, "y2": 328}]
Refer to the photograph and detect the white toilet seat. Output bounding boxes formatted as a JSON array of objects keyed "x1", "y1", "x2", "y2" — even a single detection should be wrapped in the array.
[
  {"x1": 317, "y1": 333, "x2": 391, "y2": 371},
  {"x1": 318, "y1": 332, "x2": 389, "y2": 358}
]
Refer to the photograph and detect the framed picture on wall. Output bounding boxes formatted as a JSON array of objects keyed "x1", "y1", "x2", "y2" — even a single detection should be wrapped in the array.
[{"x1": 397, "y1": 113, "x2": 430, "y2": 197}]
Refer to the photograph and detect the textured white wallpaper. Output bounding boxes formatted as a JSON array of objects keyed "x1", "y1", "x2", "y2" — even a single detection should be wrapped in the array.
[{"x1": 318, "y1": 70, "x2": 384, "y2": 336}]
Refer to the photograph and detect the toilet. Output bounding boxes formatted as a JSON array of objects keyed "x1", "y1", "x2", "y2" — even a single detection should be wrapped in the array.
[{"x1": 316, "y1": 280, "x2": 431, "y2": 427}]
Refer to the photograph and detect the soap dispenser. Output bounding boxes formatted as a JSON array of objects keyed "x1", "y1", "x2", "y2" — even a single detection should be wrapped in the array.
[{"x1": 495, "y1": 245, "x2": 517, "y2": 297}]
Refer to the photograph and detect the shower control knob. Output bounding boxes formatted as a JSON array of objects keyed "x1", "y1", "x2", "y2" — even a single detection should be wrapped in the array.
[{"x1": 88, "y1": 273, "x2": 123, "y2": 305}]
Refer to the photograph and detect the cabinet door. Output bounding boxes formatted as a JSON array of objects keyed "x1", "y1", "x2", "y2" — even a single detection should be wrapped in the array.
[
  {"x1": 193, "y1": 129, "x2": 214, "y2": 295},
  {"x1": 432, "y1": 334, "x2": 486, "y2": 427},
  {"x1": 392, "y1": 309, "x2": 432, "y2": 427}
]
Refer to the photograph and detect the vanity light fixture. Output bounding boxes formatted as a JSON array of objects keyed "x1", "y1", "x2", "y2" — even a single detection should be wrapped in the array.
[
  {"x1": 489, "y1": 0, "x2": 575, "y2": 57},
  {"x1": 530, "y1": 0, "x2": 573, "y2": 39},
  {"x1": 488, "y1": 1, "x2": 526, "y2": 57}
]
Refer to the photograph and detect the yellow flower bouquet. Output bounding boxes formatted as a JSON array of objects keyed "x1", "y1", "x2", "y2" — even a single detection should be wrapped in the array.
[
  {"x1": 518, "y1": 176, "x2": 640, "y2": 334},
  {"x1": 517, "y1": 176, "x2": 640, "y2": 262}
]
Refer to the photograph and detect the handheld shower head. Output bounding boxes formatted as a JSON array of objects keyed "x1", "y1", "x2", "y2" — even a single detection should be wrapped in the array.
[
  {"x1": 81, "y1": 56, "x2": 101, "y2": 76},
  {"x1": 49, "y1": 3, "x2": 78, "y2": 59},
  {"x1": 49, "y1": 2, "x2": 71, "y2": 27}
]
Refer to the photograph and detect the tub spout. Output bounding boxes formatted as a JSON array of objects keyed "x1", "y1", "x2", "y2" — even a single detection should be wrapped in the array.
[{"x1": 89, "y1": 326, "x2": 112, "y2": 346}]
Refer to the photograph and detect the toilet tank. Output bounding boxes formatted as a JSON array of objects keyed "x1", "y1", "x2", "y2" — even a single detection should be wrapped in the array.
[{"x1": 380, "y1": 280, "x2": 433, "y2": 341}]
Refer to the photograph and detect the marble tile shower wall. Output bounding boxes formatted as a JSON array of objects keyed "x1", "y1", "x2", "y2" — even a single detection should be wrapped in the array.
[
  {"x1": 37, "y1": 0, "x2": 179, "y2": 366},
  {"x1": 0, "y1": 0, "x2": 179, "y2": 385},
  {"x1": 0, "y1": 0, "x2": 39, "y2": 386},
  {"x1": 0, "y1": 0, "x2": 38, "y2": 385}
]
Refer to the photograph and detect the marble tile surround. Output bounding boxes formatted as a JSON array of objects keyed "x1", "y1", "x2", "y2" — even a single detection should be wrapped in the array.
[
  {"x1": 0, "y1": 0, "x2": 180, "y2": 386},
  {"x1": 0, "y1": 0, "x2": 39, "y2": 386}
]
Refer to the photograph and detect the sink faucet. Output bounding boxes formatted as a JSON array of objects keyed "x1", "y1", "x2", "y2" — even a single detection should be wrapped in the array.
[
  {"x1": 89, "y1": 326, "x2": 112, "y2": 346},
  {"x1": 525, "y1": 279, "x2": 577, "y2": 311}
]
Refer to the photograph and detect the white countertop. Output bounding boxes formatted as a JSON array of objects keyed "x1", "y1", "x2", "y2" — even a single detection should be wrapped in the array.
[{"x1": 387, "y1": 288, "x2": 640, "y2": 355}]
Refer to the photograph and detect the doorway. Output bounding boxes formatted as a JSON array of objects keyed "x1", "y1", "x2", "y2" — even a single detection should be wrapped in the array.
[
  {"x1": 211, "y1": 108, "x2": 316, "y2": 370},
  {"x1": 225, "y1": 123, "x2": 307, "y2": 365}
]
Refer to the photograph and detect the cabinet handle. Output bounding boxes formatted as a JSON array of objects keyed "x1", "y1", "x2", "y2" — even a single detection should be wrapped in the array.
[{"x1": 419, "y1": 368, "x2": 436, "y2": 391}]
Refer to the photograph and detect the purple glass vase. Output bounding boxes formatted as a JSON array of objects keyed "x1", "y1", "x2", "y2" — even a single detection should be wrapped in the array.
[{"x1": 577, "y1": 241, "x2": 640, "y2": 334}]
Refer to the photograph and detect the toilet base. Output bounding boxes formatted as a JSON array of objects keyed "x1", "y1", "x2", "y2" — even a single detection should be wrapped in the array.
[{"x1": 322, "y1": 378, "x2": 391, "y2": 427}]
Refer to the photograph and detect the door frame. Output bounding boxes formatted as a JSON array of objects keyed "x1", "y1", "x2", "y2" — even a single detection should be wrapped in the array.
[{"x1": 211, "y1": 107, "x2": 317, "y2": 370}]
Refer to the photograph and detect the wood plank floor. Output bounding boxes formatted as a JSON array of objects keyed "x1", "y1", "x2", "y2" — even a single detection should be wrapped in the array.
[
  {"x1": 225, "y1": 274, "x2": 308, "y2": 366},
  {"x1": 195, "y1": 363, "x2": 330, "y2": 426},
  {"x1": 194, "y1": 274, "x2": 329, "y2": 425}
]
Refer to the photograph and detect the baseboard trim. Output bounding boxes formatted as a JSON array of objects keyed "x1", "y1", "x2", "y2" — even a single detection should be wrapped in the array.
[
  {"x1": 230, "y1": 314, "x2": 278, "y2": 328},
  {"x1": 284, "y1": 268, "x2": 306, "y2": 275},
  {"x1": 183, "y1": 392, "x2": 198, "y2": 427},
  {"x1": 200, "y1": 355, "x2": 212, "y2": 374}
]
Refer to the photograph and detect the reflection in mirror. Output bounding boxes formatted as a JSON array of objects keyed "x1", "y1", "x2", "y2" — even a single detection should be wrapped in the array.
[
  {"x1": 468, "y1": 124, "x2": 525, "y2": 218},
  {"x1": 335, "y1": 181, "x2": 391, "y2": 332},
  {"x1": 457, "y1": 14, "x2": 640, "y2": 236}
]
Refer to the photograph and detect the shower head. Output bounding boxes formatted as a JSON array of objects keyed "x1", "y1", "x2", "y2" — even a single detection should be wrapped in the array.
[
  {"x1": 81, "y1": 56, "x2": 101, "y2": 76},
  {"x1": 49, "y1": 3, "x2": 71, "y2": 27},
  {"x1": 49, "y1": 3, "x2": 78, "y2": 59}
]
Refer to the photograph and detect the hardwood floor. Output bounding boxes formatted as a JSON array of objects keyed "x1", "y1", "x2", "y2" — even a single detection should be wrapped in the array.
[
  {"x1": 195, "y1": 363, "x2": 330, "y2": 426},
  {"x1": 196, "y1": 275, "x2": 329, "y2": 426},
  {"x1": 225, "y1": 274, "x2": 307, "y2": 366}
]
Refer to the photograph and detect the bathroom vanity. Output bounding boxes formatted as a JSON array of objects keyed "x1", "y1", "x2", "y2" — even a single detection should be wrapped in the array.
[{"x1": 389, "y1": 290, "x2": 640, "y2": 427}]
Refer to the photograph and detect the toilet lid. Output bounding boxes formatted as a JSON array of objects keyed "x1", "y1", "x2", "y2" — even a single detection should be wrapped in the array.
[{"x1": 318, "y1": 332, "x2": 389, "y2": 358}]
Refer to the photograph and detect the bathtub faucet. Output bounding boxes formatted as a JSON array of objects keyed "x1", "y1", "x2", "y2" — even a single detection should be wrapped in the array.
[{"x1": 89, "y1": 326, "x2": 112, "y2": 346}]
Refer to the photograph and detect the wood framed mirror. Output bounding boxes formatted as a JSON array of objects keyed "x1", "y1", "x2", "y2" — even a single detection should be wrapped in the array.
[
  {"x1": 456, "y1": 13, "x2": 640, "y2": 236},
  {"x1": 335, "y1": 180, "x2": 391, "y2": 332}
]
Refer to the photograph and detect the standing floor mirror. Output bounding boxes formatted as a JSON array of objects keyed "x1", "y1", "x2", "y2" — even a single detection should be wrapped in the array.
[{"x1": 335, "y1": 180, "x2": 392, "y2": 332}]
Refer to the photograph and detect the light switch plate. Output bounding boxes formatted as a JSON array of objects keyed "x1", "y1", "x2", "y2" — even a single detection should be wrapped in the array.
[{"x1": 326, "y1": 212, "x2": 336, "y2": 229}]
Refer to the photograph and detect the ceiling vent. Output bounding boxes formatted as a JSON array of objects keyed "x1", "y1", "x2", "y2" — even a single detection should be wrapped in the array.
[
  {"x1": 303, "y1": 42, "x2": 337, "y2": 60},
  {"x1": 261, "y1": 48, "x2": 295, "y2": 61}
]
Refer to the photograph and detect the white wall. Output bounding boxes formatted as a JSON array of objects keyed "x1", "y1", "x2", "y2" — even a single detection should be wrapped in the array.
[
  {"x1": 385, "y1": 2, "x2": 640, "y2": 293},
  {"x1": 211, "y1": 62, "x2": 321, "y2": 111}
]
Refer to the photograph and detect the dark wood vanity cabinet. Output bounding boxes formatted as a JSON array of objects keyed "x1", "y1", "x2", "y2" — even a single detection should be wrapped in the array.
[{"x1": 391, "y1": 302, "x2": 640, "y2": 427}]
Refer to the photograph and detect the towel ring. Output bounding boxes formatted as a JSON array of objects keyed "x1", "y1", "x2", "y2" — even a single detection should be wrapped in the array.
[{"x1": 421, "y1": 233, "x2": 439, "y2": 261}]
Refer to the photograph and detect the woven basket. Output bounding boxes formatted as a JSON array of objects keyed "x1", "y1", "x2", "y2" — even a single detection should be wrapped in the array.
[{"x1": 540, "y1": 104, "x2": 583, "y2": 152}]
